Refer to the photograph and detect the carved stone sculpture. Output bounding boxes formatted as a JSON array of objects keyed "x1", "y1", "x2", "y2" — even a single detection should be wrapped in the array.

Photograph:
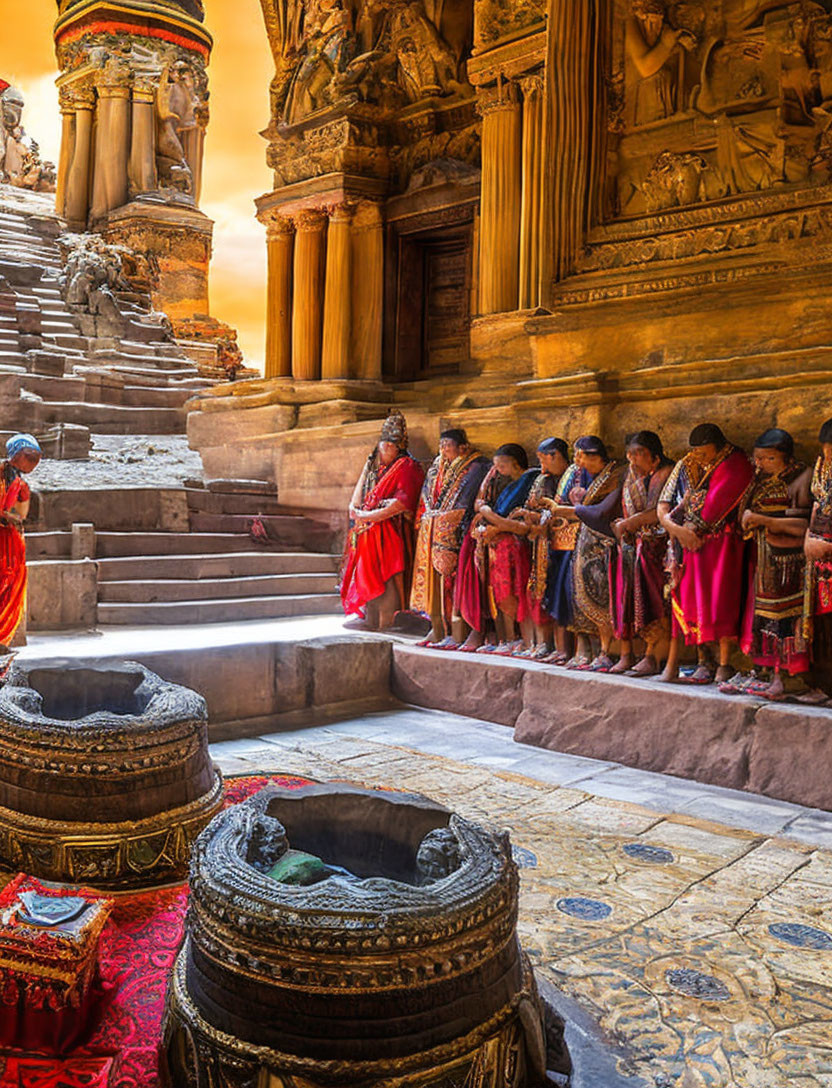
[
  {"x1": 0, "y1": 660, "x2": 223, "y2": 888},
  {"x1": 156, "y1": 64, "x2": 194, "y2": 193},
  {"x1": 163, "y1": 782, "x2": 557, "y2": 1088},
  {"x1": 0, "y1": 85, "x2": 56, "y2": 193}
]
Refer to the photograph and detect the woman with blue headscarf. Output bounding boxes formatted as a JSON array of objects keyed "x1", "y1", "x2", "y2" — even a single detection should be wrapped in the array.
[{"x1": 0, "y1": 433, "x2": 41, "y2": 648}]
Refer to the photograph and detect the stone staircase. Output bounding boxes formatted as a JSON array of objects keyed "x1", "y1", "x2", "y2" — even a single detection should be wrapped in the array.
[
  {"x1": 95, "y1": 535, "x2": 341, "y2": 625},
  {"x1": 0, "y1": 185, "x2": 211, "y2": 436}
]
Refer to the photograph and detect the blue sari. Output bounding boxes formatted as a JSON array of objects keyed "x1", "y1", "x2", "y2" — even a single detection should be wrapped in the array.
[{"x1": 493, "y1": 469, "x2": 540, "y2": 517}]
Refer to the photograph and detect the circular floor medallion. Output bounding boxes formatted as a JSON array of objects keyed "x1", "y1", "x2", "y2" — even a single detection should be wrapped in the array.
[
  {"x1": 622, "y1": 843, "x2": 675, "y2": 865},
  {"x1": 665, "y1": 968, "x2": 731, "y2": 1002},
  {"x1": 556, "y1": 897, "x2": 612, "y2": 921},
  {"x1": 768, "y1": 923, "x2": 832, "y2": 950},
  {"x1": 511, "y1": 845, "x2": 538, "y2": 870}
]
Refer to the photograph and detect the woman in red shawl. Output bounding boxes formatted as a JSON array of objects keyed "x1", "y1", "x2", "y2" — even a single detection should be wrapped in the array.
[
  {"x1": 340, "y1": 411, "x2": 425, "y2": 630},
  {"x1": 658, "y1": 423, "x2": 753, "y2": 684},
  {"x1": 0, "y1": 433, "x2": 41, "y2": 650}
]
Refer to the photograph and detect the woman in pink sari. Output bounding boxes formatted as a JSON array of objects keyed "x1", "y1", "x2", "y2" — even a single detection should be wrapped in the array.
[
  {"x1": 340, "y1": 411, "x2": 425, "y2": 630},
  {"x1": 658, "y1": 423, "x2": 754, "y2": 684}
]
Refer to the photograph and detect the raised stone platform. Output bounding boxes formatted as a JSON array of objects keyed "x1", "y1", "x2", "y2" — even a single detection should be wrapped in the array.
[{"x1": 391, "y1": 646, "x2": 832, "y2": 812}]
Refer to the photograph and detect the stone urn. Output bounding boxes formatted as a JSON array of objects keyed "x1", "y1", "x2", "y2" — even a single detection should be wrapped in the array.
[
  {"x1": 0, "y1": 659, "x2": 223, "y2": 888},
  {"x1": 163, "y1": 782, "x2": 552, "y2": 1088}
]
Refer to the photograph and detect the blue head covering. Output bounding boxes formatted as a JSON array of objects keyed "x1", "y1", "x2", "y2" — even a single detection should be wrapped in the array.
[{"x1": 6, "y1": 433, "x2": 41, "y2": 461}]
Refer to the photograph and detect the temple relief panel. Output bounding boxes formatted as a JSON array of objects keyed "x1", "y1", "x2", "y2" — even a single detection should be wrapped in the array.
[{"x1": 610, "y1": 0, "x2": 832, "y2": 217}]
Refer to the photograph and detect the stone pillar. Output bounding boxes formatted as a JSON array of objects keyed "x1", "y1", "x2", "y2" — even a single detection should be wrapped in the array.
[
  {"x1": 321, "y1": 203, "x2": 353, "y2": 381},
  {"x1": 91, "y1": 65, "x2": 131, "y2": 220},
  {"x1": 64, "y1": 88, "x2": 95, "y2": 230},
  {"x1": 291, "y1": 209, "x2": 327, "y2": 381},
  {"x1": 129, "y1": 78, "x2": 157, "y2": 197},
  {"x1": 190, "y1": 105, "x2": 209, "y2": 206},
  {"x1": 519, "y1": 75, "x2": 544, "y2": 311},
  {"x1": 478, "y1": 83, "x2": 522, "y2": 315},
  {"x1": 350, "y1": 202, "x2": 384, "y2": 381},
  {"x1": 55, "y1": 90, "x2": 76, "y2": 219},
  {"x1": 264, "y1": 214, "x2": 294, "y2": 379}
]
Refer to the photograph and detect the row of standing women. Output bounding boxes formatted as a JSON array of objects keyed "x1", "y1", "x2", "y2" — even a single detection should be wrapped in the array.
[{"x1": 338, "y1": 411, "x2": 832, "y2": 704}]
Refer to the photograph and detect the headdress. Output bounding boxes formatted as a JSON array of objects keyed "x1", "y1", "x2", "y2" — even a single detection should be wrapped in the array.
[
  {"x1": 6, "y1": 433, "x2": 41, "y2": 460},
  {"x1": 0, "y1": 80, "x2": 9, "y2": 96},
  {"x1": 380, "y1": 410, "x2": 408, "y2": 450}
]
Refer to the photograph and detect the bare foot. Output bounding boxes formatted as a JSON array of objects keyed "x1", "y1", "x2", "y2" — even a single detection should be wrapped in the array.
[
  {"x1": 714, "y1": 665, "x2": 735, "y2": 685},
  {"x1": 657, "y1": 666, "x2": 680, "y2": 684},
  {"x1": 610, "y1": 654, "x2": 634, "y2": 674},
  {"x1": 460, "y1": 632, "x2": 484, "y2": 652},
  {"x1": 628, "y1": 655, "x2": 659, "y2": 678}
]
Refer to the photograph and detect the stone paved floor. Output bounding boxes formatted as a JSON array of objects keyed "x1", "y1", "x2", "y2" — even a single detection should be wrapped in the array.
[{"x1": 210, "y1": 706, "x2": 832, "y2": 1088}]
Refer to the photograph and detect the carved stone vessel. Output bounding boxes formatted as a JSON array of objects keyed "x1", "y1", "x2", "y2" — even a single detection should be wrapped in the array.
[
  {"x1": 0, "y1": 659, "x2": 223, "y2": 888},
  {"x1": 163, "y1": 782, "x2": 551, "y2": 1088}
]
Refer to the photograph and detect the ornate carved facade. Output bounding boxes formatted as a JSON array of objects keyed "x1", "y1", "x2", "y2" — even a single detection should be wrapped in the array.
[{"x1": 188, "y1": 0, "x2": 832, "y2": 507}]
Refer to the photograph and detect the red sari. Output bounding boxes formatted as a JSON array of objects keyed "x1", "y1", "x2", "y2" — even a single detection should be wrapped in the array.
[
  {"x1": 0, "y1": 469, "x2": 29, "y2": 646},
  {"x1": 666, "y1": 447, "x2": 753, "y2": 645},
  {"x1": 340, "y1": 454, "x2": 424, "y2": 618}
]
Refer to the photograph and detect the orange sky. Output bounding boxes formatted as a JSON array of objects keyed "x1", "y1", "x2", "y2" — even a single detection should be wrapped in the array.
[{"x1": 0, "y1": 0, "x2": 274, "y2": 370}]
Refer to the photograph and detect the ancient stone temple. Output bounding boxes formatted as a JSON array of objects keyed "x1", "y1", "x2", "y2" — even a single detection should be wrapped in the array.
[
  {"x1": 189, "y1": 0, "x2": 832, "y2": 509},
  {"x1": 52, "y1": 0, "x2": 214, "y2": 330}
]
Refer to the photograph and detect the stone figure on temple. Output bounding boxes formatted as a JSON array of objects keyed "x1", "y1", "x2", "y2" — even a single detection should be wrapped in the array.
[
  {"x1": 385, "y1": 0, "x2": 462, "y2": 102},
  {"x1": 340, "y1": 410, "x2": 425, "y2": 630},
  {"x1": 625, "y1": 0, "x2": 696, "y2": 126},
  {"x1": 156, "y1": 65, "x2": 194, "y2": 193},
  {"x1": 609, "y1": 431, "x2": 675, "y2": 677},
  {"x1": 0, "y1": 84, "x2": 55, "y2": 193},
  {"x1": 410, "y1": 429, "x2": 490, "y2": 649},
  {"x1": 283, "y1": 0, "x2": 357, "y2": 122},
  {"x1": 0, "y1": 435, "x2": 41, "y2": 652},
  {"x1": 658, "y1": 423, "x2": 754, "y2": 684}
]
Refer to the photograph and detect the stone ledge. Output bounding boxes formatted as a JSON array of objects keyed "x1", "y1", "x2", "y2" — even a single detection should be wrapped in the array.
[{"x1": 391, "y1": 645, "x2": 832, "y2": 810}]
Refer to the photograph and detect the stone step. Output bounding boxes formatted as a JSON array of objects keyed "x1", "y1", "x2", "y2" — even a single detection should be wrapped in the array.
[
  {"x1": 185, "y1": 487, "x2": 282, "y2": 516},
  {"x1": 188, "y1": 512, "x2": 334, "y2": 551},
  {"x1": 0, "y1": 350, "x2": 26, "y2": 366},
  {"x1": 98, "y1": 571, "x2": 338, "y2": 603},
  {"x1": 97, "y1": 592, "x2": 342, "y2": 625},
  {"x1": 96, "y1": 550, "x2": 340, "y2": 580},
  {"x1": 21, "y1": 374, "x2": 84, "y2": 399},
  {"x1": 95, "y1": 531, "x2": 305, "y2": 558},
  {"x1": 36, "y1": 400, "x2": 185, "y2": 434}
]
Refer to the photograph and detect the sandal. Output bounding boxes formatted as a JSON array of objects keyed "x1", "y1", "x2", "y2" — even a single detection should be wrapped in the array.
[
  {"x1": 587, "y1": 654, "x2": 615, "y2": 673},
  {"x1": 683, "y1": 665, "x2": 715, "y2": 685},
  {"x1": 543, "y1": 651, "x2": 569, "y2": 666},
  {"x1": 565, "y1": 655, "x2": 591, "y2": 670}
]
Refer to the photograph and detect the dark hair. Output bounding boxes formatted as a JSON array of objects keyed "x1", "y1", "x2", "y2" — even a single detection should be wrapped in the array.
[
  {"x1": 537, "y1": 437, "x2": 569, "y2": 460},
  {"x1": 440, "y1": 428, "x2": 468, "y2": 446},
  {"x1": 575, "y1": 434, "x2": 608, "y2": 460},
  {"x1": 689, "y1": 423, "x2": 726, "y2": 449},
  {"x1": 753, "y1": 428, "x2": 794, "y2": 458},
  {"x1": 627, "y1": 430, "x2": 664, "y2": 460},
  {"x1": 494, "y1": 443, "x2": 529, "y2": 470},
  {"x1": 819, "y1": 418, "x2": 832, "y2": 445}
]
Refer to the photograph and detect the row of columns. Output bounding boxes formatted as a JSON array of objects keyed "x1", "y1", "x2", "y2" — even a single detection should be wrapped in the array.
[
  {"x1": 56, "y1": 74, "x2": 206, "y2": 230},
  {"x1": 478, "y1": 73, "x2": 545, "y2": 315},
  {"x1": 263, "y1": 202, "x2": 383, "y2": 382}
]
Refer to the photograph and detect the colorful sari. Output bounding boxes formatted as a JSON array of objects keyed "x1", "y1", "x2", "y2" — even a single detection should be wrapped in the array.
[
  {"x1": 484, "y1": 469, "x2": 541, "y2": 621},
  {"x1": 571, "y1": 460, "x2": 627, "y2": 635},
  {"x1": 544, "y1": 464, "x2": 591, "y2": 627},
  {"x1": 740, "y1": 461, "x2": 810, "y2": 675},
  {"x1": 804, "y1": 456, "x2": 832, "y2": 689},
  {"x1": 453, "y1": 468, "x2": 511, "y2": 634},
  {"x1": 610, "y1": 461, "x2": 674, "y2": 641},
  {"x1": 410, "y1": 451, "x2": 490, "y2": 621},
  {"x1": 0, "y1": 465, "x2": 29, "y2": 646},
  {"x1": 340, "y1": 453, "x2": 425, "y2": 618},
  {"x1": 523, "y1": 472, "x2": 563, "y2": 626},
  {"x1": 664, "y1": 446, "x2": 754, "y2": 645}
]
